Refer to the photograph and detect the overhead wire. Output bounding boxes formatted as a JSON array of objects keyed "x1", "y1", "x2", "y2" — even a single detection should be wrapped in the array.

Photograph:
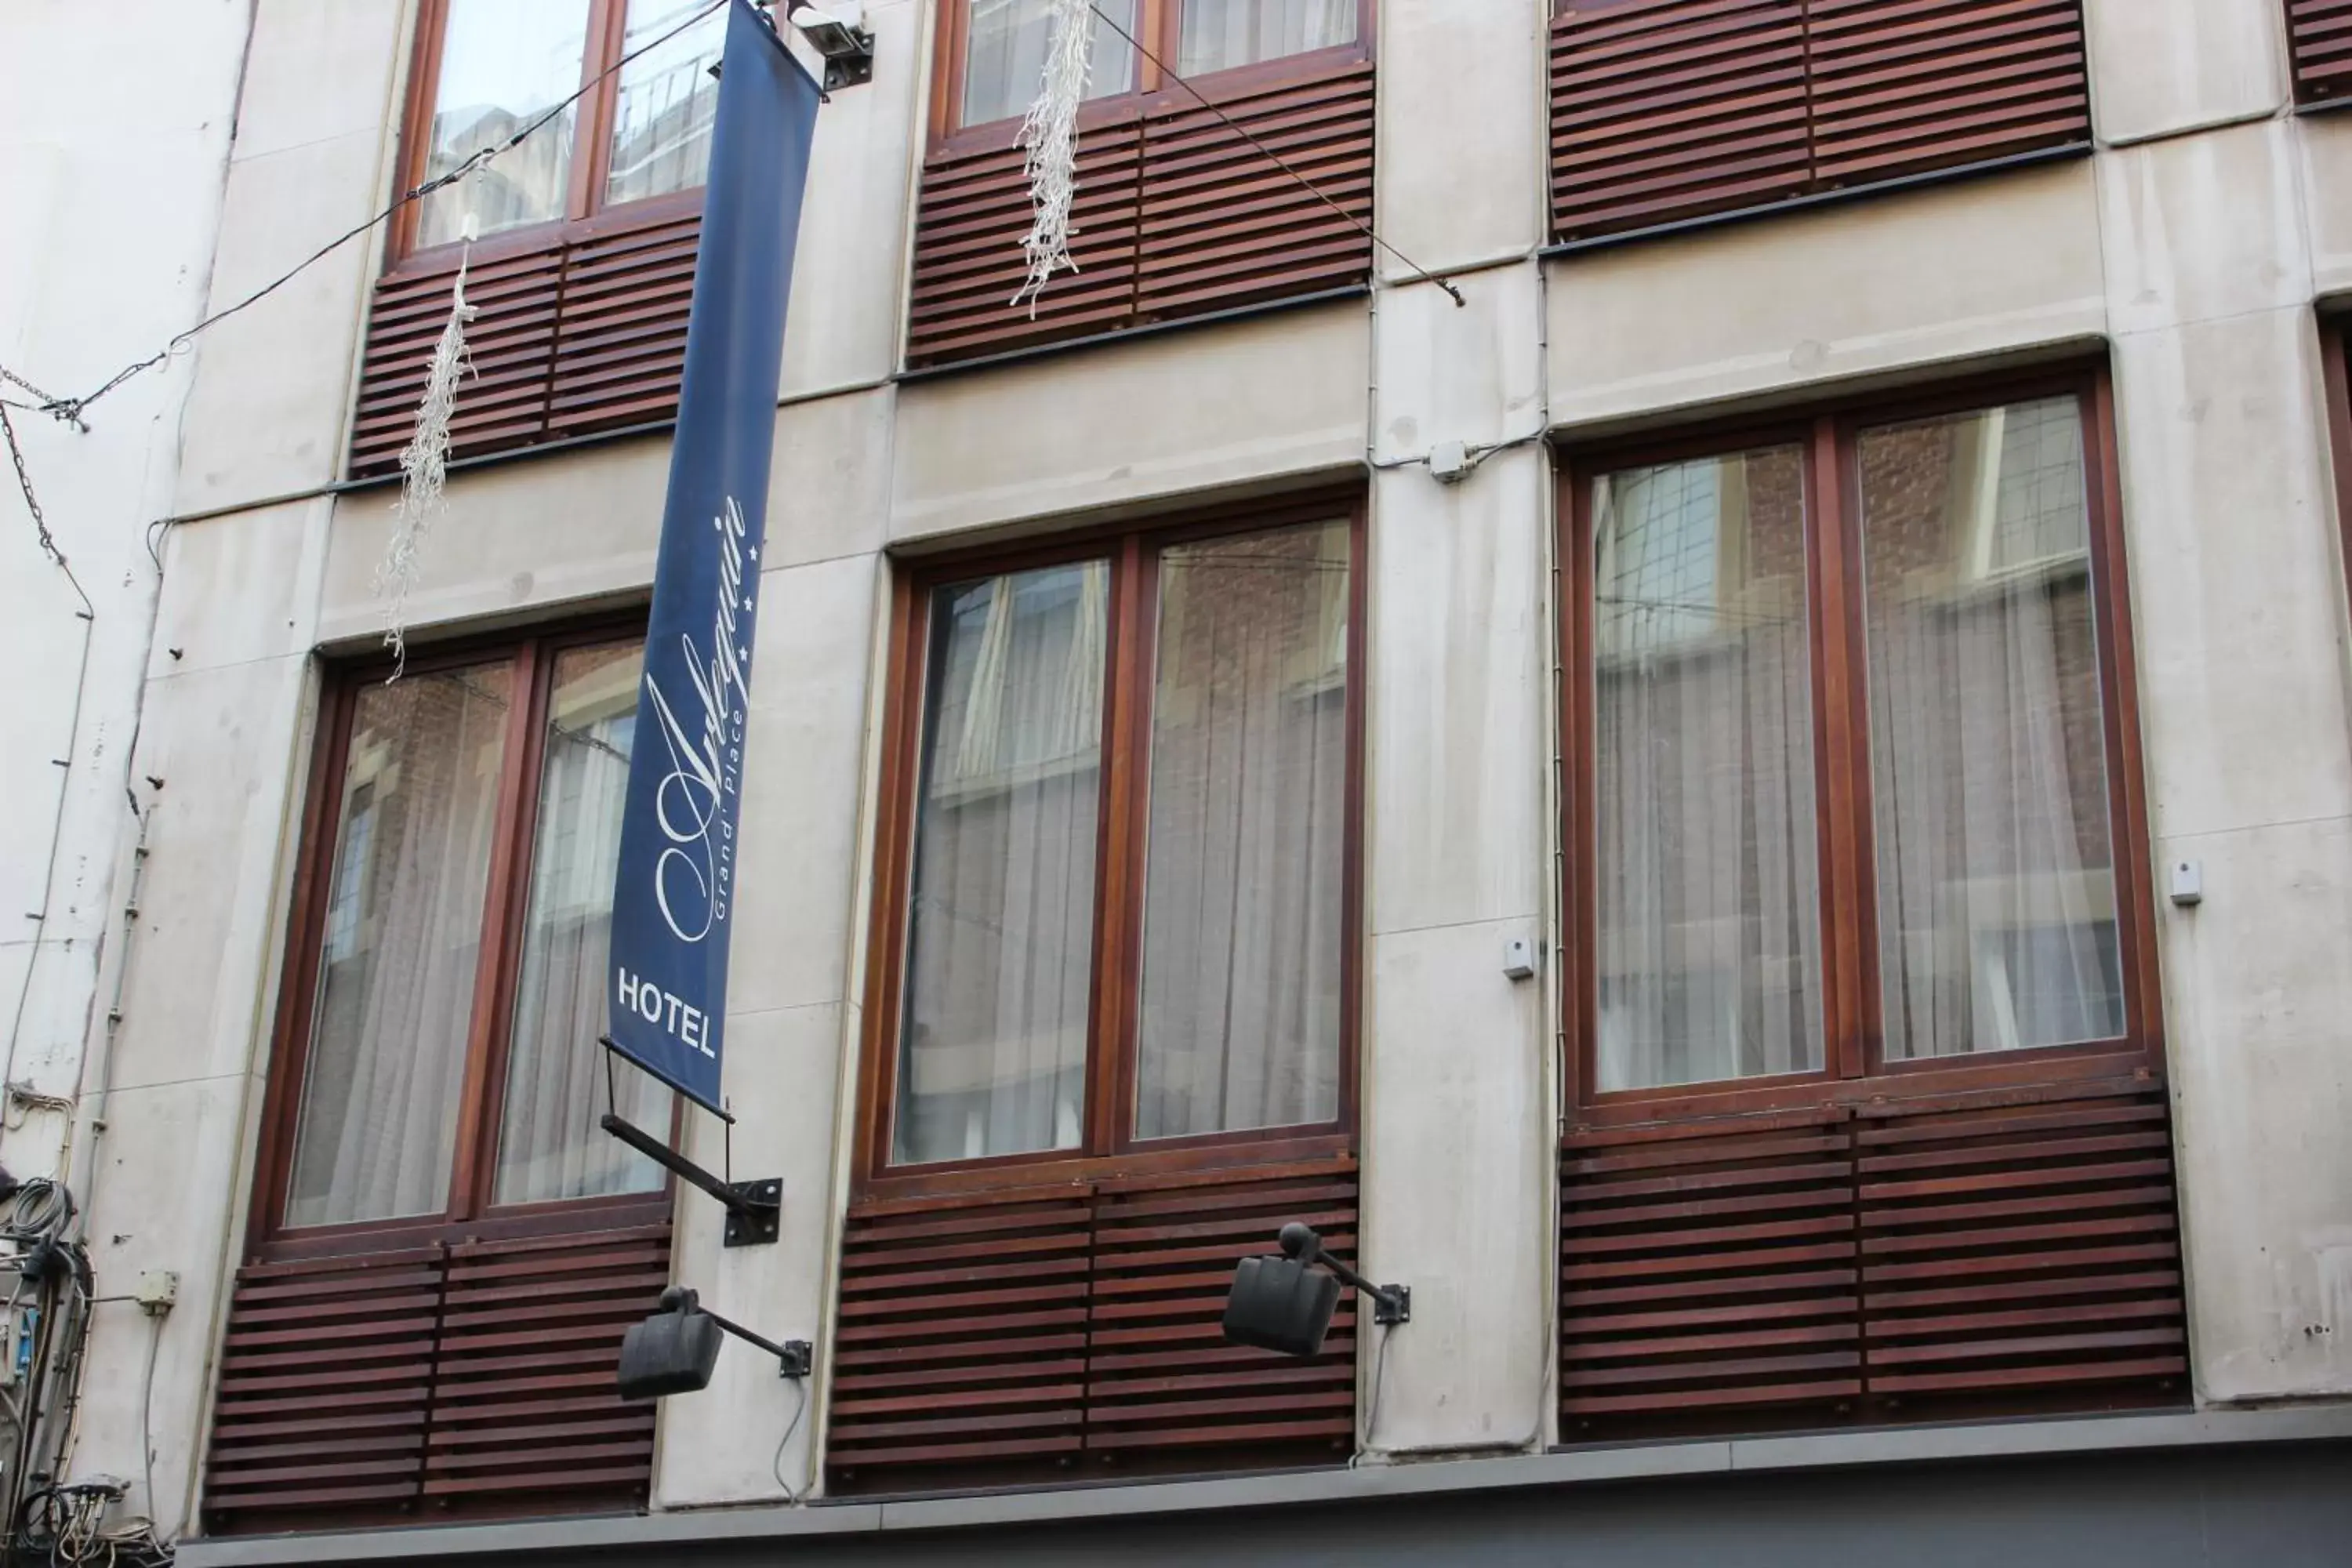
[{"x1": 0, "y1": 0, "x2": 728, "y2": 435}]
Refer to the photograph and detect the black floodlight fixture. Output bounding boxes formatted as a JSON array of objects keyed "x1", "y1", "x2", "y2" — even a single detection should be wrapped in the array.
[
  {"x1": 1222, "y1": 1222, "x2": 1410, "y2": 1358},
  {"x1": 617, "y1": 1286, "x2": 814, "y2": 1401},
  {"x1": 784, "y1": 0, "x2": 876, "y2": 89}
]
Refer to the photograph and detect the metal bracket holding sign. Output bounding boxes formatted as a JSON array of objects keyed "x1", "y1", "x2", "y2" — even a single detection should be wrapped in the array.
[{"x1": 599, "y1": 1039, "x2": 782, "y2": 1247}]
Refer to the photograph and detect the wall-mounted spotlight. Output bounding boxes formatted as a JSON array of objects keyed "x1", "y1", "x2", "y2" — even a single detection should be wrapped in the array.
[
  {"x1": 617, "y1": 1286, "x2": 813, "y2": 1401},
  {"x1": 784, "y1": 0, "x2": 875, "y2": 90},
  {"x1": 1223, "y1": 1222, "x2": 1409, "y2": 1359}
]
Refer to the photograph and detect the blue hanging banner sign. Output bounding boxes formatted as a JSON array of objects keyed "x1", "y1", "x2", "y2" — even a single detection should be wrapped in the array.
[{"x1": 607, "y1": 0, "x2": 822, "y2": 1114}]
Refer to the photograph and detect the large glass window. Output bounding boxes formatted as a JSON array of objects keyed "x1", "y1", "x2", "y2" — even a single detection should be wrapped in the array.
[
  {"x1": 1591, "y1": 448, "x2": 1823, "y2": 1093},
  {"x1": 873, "y1": 508, "x2": 1360, "y2": 1178},
  {"x1": 947, "y1": 0, "x2": 1361, "y2": 130},
  {"x1": 274, "y1": 628, "x2": 670, "y2": 1234},
  {"x1": 1573, "y1": 384, "x2": 2148, "y2": 1104},
  {"x1": 404, "y1": 0, "x2": 725, "y2": 255}
]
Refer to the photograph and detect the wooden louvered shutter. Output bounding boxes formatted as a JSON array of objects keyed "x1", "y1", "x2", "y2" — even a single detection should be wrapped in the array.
[
  {"x1": 1134, "y1": 67, "x2": 1377, "y2": 323},
  {"x1": 829, "y1": 1163, "x2": 1361, "y2": 1492},
  {"x1": 1559, "y1": 1082, "x2": 2188, "y2": 1439},
  {"x1": 905, "y1": 124, "x2": 1145, "y2": 369},
  {"x1": 350, "y1": 212, "x2": 703, "y2": 477},
  {"x1": 1804, "y1": 0, "x2": 2089, "y2": 191},
  {"x1": 905, "y1": 60, "x2": 1376, "y2": 370},
  {"x1": 205, "y1": 1248, "x2": 445, "y2": 1527},
  {"x1": 1087, "y1": 1161, "x2": 1358, "y2": 1461},
  {"x1": 1559, "y1": 1114, "x2": 1860, "y2": 1433},
  {"x1": 426, "y1": 1227, "x2": 670, "y2": 1508},
  {"x1": 1549, "y1": 0, "x2": 2092, "y2": 246},
  {"x1": 1550, "y1": 0, "x2": 1813, "y2": 243},
  {"x1": 1857, "y1": 1084, "x2": 2187, "y2": 1399},
  {"x1": 828, "y1": 1186, "x2": 1096, "y2": 1480},
  {"x1": 2288, "y1": 0, "x2": 2352, "y2": 102},
  {"x1": 205, "y1": 1225, "x2": 671, "y2": 1532}
]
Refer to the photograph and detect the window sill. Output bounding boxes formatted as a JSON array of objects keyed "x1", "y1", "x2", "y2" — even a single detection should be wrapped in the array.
[
  {"x1": 385, "y1": 187, "x2": 706, "y2": 281},
  {"x1": 175, "y1": 1403, "x2": 2352, "y2": 1565},
  {"x1": 250, "y1": 1193, "x2": 673, "y2": 1265},
  {"x1": 852, "y1": 1135, "x2": 1353, "y2": 1208}
]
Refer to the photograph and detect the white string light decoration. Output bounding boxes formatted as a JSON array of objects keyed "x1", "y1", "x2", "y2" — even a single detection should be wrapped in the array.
[
  {"x1": 373, "y1": 216, "x2": 478, "y2": 681},
  {"x1": 1011, "y1": 0, "x2": 1094, "y2": 313}
]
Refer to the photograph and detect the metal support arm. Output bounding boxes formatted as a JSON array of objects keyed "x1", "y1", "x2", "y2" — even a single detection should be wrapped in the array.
[
  {"x1": 601, "y1": 1112, "x2": 781, "y2": 1247},
  {"x1": 1279, "y1": 1221, "x2": 1411, "y2": 1327}
]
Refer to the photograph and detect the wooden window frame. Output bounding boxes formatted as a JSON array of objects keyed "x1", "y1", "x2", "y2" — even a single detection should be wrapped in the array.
[
  {"x1": 853, "y1": 492, "x2": 1368, "y2": 1202},
  {"x1": 246, "y1": 614, "x2": 674, "y2": 1265},
  {"x1": 1555, "y1": 366, "x2": 2164, "y2": 1131},
  {"x1": 387, "y1": 0, "x2": 710, "y2": 273},
  {"x1": 926, "y1": 0, "x2": 1377, "y2": 156}
]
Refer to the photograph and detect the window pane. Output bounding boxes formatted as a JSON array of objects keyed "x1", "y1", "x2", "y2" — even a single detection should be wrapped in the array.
[
  {"x1": 1593, "y1": 450, "x2": 1824, "y2": 1093},
  {"x1": 288, "y1": 666, "x2": 514, "y2": 1227},
  {"x1": 415, "y1": 0, "x2": 591, "y2": 249},
  {"x1": 961, "y1": 0, "x2": 1138, "y2": 129},
  {"x1": 495, "y1": 641, "x2": 671, "y2": 1206},
  {"x1": 894, "y1": 563, "x2": 1109, "y2": 1164},
  {"x1": 1179, "y1": 0, "x2": 1356, "y2": 74},
  {"x1": 604, "y1": 0, "x2": 725, "y2": 209},
  {"x1": 1135, "y1": 522, "x2": 1348, "y2": 1139},
  {"x1": 1858, "y1": 397, "x2": 2124, "y2": 1061}
]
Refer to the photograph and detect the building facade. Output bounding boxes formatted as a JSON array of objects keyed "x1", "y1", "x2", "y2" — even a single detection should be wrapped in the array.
[{"x1": 2, "y1": 0, "x2": 2350, "y2": 1563}]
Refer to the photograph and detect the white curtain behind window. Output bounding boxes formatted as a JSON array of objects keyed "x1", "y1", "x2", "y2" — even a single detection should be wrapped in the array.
[
  {"x1": 1134, "y1": 522, "x2": 1348, "y2": 1138},
  {"x1": 1593, "y1": 450, "x2": 1824, "y2": 1093},
  {"x1": 287, "y1": 667, "x2": 513, "y2": 1227},
  {"x1": 1860, "y1": 398, "x2": 2123, "y2": 1060},
  {"x1": 895, "y1": 563, "x2": 1109, "y2": 1164},
  {"x1": 962, "y1": 0, "x2": 1139, "y2": 128},
  {"x1": 495, "y1": 641, "x2": 670, "y2": 1206},
  {"x1": 1179, "y1": 0, "x2": 1356, "y2": 75}
]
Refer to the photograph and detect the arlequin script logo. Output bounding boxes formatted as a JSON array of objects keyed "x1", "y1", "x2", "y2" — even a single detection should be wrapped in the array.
[{"x1": 642, "y1": 495, "x2": 757, "y2": 949}]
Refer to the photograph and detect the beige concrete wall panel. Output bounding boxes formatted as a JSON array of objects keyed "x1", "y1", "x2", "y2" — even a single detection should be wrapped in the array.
[
  {"x1": 71, "y1": 1072, "x2": 263, "y2": 1538},
  {"x1": 228, "y1": 0, "x2": 408, "y2": 163},
  {"x1": 102, "y1": 655, "x2": 314, "y2": 1096},
  {"x1": 1372, "y1": 264, "x2": 1544, "y2": 465},
  {"x1": 2294, "y1": 109, "x2": 2352, "y2": 297},
  {"x1": 2084, "y1": 0, "x2": 2287, "y2": 148},
  {"x1": 173, "y1": 128, "x2": 390, "y2": 517},
  {"x1": 2111, "y1": 311, "x2": 2352, "y2": 841},
  {"x1": 148, "y1": 498, "x2": 329, "y2": 679},
  {"x1": 1367, "y1": 452, "x2": 1548, "y2": 934},
  {"x1": 2160, "y1": 813, "x2": 2352, "y2": 1402},
  {"x1": 1360, "y1": 917, "x2": 1552, "y2": 1454},
  {"x1": 728, "y1": 554, "x2": 886, "y2": 1017},
  {"x1": 316, "y1": 434, "x2": 673, "y2": 644},
  {"x1": 782, "y1": 0, "x2": 924, "y2": 397},
  {"x1": 888, "y1": 302, "x2": 1370, "y2": 543},
  {"x1": 2101, "y1": 118, "x2": 2311, "y2": 336},
  {"x1": 655, "y1": 1001, "x2": 851, "y2": 1506},
  {"x1": 768, "y1": 387, "x2": 896, "y2": 568},
  {"x1": 1373, "y1": 0, "x2": 1548, "y2": 275},
  {"x1": 1545, "y1": 162, "x2": 2107, "y2": 428}
]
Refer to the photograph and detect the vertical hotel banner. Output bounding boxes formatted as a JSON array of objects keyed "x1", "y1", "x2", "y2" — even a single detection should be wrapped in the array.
[{"x1": 607, "y1": 0, "x2": 822, "y2": 1112}]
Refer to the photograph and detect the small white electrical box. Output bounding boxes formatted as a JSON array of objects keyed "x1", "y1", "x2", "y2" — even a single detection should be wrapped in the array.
[
  {"x1": 135, "y1": 1270, "x2": 179, "y2": 1316},
  {"x1": 1502, "y1": 938, "x2": 1539, "y2": 981},
  {"x1": 1428, "y1": 440, "x2": 1470, "y2": 484},
  {"x1": 2169, "y1": 859, "x2": 2203, "y2": 907}
]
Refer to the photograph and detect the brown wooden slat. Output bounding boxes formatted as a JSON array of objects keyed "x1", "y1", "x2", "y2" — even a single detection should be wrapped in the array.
[
  {"x1": 2289, "y1": 0, "x2": 2352, "y2": 102},
  {"x1": 425, "y1": 1226, "x2": 669, "y2": 1505},
  {"x1": 906, "y1": 63, "x2": 1375, "y2": 368},
  {"x1": 1087, "y1": 1162, "x2": 1358, "y2": 1458},
  {"x1": 1548, "y1": 0, "x2": 2090, "y2": 245},
  {"x1": 1857, "y1": 1087, "x2": 2187, "y2": 1402},
  {"x1": 204, "y1": 1248, "x2": 443, "y2": 1523},
  {"x1": 829, "y1": 1185, "x2": 1095, "y2": 1476},
  {"x1": 350, "y1": 212, "x2": 703, "y2": 478},
  {"x1": 1558, "y1": 1113, "x2": 1860, "y2": 1436},
  {"x1": 206, "y1": 1224, "x2": 672, "y2": 1533}
]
